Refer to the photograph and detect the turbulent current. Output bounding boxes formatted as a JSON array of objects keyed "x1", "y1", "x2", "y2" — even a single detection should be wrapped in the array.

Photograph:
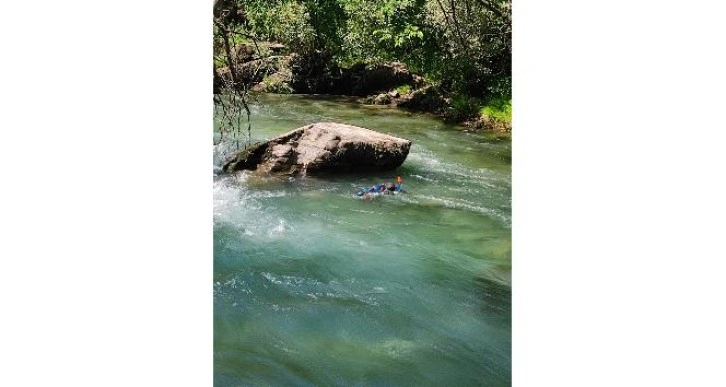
[{"x1": 214, "y1": 95, "x2": 511, "y2": 386}]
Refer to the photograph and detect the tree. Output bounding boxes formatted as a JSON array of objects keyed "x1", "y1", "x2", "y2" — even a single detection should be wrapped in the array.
[{"x1": 213, "y1": 0, "x2": 260, "y2": 150}]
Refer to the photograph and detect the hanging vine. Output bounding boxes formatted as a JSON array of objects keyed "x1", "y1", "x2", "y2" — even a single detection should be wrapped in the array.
[{"x1": 213, "y1": 0, "x2": 265, "y2": 153}]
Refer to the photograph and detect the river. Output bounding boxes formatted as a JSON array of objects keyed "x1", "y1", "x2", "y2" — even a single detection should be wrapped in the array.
[{"x1": 213, "y1": 94, "x2": 511, "y2": 386}]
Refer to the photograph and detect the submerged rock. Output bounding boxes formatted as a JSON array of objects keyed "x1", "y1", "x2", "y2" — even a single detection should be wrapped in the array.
[{"x1": 222, "y1": 122, "x2": 411, "y2": 175}]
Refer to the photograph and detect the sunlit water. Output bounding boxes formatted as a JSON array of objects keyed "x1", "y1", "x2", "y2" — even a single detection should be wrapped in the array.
[{"x1": 214, "y1": 95, "x2": 511, "y2": 386}]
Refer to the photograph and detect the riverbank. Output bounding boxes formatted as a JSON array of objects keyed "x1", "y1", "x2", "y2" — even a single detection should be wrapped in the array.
[
  {"x1": 213, "y1": 43, "x2": 511, "y2": 132},
  {"x1": 362, "y1": 86, "x2": 512, "y2": 132}
]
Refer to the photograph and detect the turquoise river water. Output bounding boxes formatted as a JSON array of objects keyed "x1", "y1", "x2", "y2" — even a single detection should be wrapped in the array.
[{"x1": 213, "y1": 95, "x2": 511, "y2": 386}]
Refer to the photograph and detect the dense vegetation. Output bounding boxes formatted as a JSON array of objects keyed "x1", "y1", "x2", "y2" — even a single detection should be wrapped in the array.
[{"x1": 213, "y1": 0, "x2": 511, "y2": 130}]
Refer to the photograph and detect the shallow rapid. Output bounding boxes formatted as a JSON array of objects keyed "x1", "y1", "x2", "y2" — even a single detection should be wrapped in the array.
[{"x1": 214, "y1": 94, "x2": 511, "y2": 386}]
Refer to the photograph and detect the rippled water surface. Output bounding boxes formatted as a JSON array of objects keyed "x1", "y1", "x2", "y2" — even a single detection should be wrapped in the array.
[{"x1": 214, "y1": 95, "x2": 511, "y2": 386}]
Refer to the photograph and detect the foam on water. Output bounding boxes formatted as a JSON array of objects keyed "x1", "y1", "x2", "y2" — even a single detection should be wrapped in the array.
[
  {"x1": 406, "y1": 145, "x2": 510, "y2": 187},
  {"x1": 403, "y1": 194, "x2": 511, "y2": 226},
  {"x1": 214, "y1": 94, "x2": 511, "y2": 386}
]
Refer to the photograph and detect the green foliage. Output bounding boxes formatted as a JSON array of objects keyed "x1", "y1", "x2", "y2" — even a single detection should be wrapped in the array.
[
  {"x1": 338, "y1": 0, "x2": 434, "y2": 68},
  {"x1": 480, "y1": 98, "x2": 512, "y2": 124},
  {"x1": 447, "y1": 94, "x2": 484, "y2": 122},
  {"x1": 245, "y1": 1, "x2": 314, "y2": 51},
  {"x1": 217, "y1": 0, "x2": 511, "y2": 123},
  {"x1": 395, "y1": 84, "x2": 412, "y2": 95},
  {"x1": 238, "y1": 0, "x2": 510, "y2": 90},
  {"x1": 305, "y1": 0, "x2": 347, "y2": 52},
  {"x1": 260, "y1": 75, "x2": 294, "y2": 94},
  {"x1": 486, "y1": 76, "x2": 512, "y2": 100},
  {"x1": 446, "y1": 95, "x2": 511, "y2": 125}
]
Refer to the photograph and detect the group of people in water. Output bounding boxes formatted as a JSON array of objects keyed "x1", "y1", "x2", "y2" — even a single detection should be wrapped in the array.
[{"x1": 356, "y1": 176, "x2": 404, "y2": 198}]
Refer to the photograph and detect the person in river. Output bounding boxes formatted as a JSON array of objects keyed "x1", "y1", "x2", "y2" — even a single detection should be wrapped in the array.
[
  {"x1": 356, "y1": 178, "x2": 403, "y2": 197},
  {"x1": 357, "y1": 184, "x2": 379, "y2": 196}
]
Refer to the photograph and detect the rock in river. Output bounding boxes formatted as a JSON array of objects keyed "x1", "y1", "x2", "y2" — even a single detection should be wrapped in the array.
[{"x1": 222, "y1": 122, "x2": 412, "y2": 175}]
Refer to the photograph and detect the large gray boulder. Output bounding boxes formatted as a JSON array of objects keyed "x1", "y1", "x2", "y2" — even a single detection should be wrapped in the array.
[{"x1": 222, "y1": 122, "x2": 412, "y2": 175}]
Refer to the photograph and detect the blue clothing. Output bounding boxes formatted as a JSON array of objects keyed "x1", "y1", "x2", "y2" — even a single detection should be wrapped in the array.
[{"x1": 356, "y1": 182, "x2": 404, "y2": 197}]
